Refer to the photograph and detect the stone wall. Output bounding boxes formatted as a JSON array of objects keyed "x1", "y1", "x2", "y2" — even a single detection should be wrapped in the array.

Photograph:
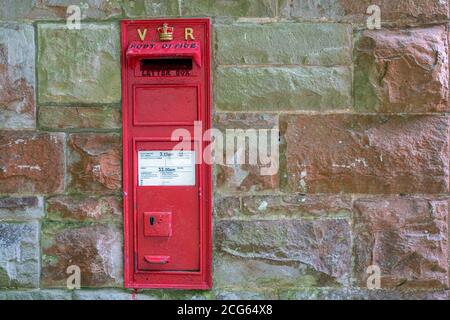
[{"x1": 0, "y1": 0, "x2": 450, "y2": 300}]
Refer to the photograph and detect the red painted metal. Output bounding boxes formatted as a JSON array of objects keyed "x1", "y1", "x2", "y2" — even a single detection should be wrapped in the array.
[{"x1": 121, "y1": 19, "x2": 212, "y2": 289}]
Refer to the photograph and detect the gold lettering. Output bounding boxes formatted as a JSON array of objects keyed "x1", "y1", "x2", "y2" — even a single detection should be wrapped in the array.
[
  {"x1": 137, "y1": 28, "x2": 148, "y2": 41},
  {"x1": 185, "y1": 28, "x2": 195, "y2": 40}
]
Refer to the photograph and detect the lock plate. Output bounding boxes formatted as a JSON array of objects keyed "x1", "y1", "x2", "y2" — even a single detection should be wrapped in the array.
[{"x1": 144, "y1": 212, "x2": 172, "y2": 237}]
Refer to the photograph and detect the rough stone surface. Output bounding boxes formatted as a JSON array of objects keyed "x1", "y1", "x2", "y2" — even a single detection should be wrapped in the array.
[
  {"x1": 73, "y1": 289, "x2": 161, "y2": 300},
  {"x1": 280, "y1": 0, "x2": 346, "y2": 20},
  {"x1": 354, "y1": 26, "x2": 449, "y2": 113},
  {"x1": 37, "y1": 23, "x2": 121, "y2": 104},
  {"x1": 1, "y1": 0, "x2": 450, "y2": 301},
  {"x1": 0, "y1": 132, "x2": 65, "y2": 194},
  {"x1": 0, "y1": 24, "x2": 35, "y2": 129},
  {"x1": 214, "y1": 219, "x2": 351, "y2": 287},
  {"x1": 122, "y1": 0, "x2": 179, "y2": 17},
  {"x1": 0, "y1": 0, "x2": 122, "y2": 20},
  {"x1": 39, "y1": 106, "x2": 121, "y2": 130},
  {"x1": 213, "y1": 113, "x2": 279, "y2": 192},
  {"x1": 41, "y1": 222, "x2": 122, "y2": 288},
  {"x1": 0, "y1": 221, "x2": 40, "y2": 288},
  {"x1": 46, "y1": 195, "x2": 122, "y2": 222},
  {"x1": 279, "y1": 288, "x2": 449, "y2": 300},
  {"x1": 213, "y1": 195, "x2": 241, "y2": 218},
  {"x1": 353, "y1": 197, "x2": 448, "y2": 289},
  {"x1": 214, "y1": 194, "x2": 352, "y2": 219},
  {"x1": 280, "y1": 0, "x2": 450, "y2": 24},
  {"x1": 0, "y1": 197, "x2": 44, "y2": 220},
  {"x1": 215, "y1": 290, "x2": 277, "y2": 300},
  {"x1": 0, "y1": 289, "x2": 73, "y2": 300},
  {"x1": 281, "y1": 115, "x2": 449, "y2": 194},
  {"x1": 162, "y1": 290, "x2": 213, "y2": 300},
  {"x1": 216, "y1": 67, "x2": 351, "y2": 111},
  {"x1": 182, "y1": 0, "x2": 277, "y2": 17},
  {"x1": 0, "y1": 0, "x2": 35, "y2": 20},
  {"x1": 241, "y1": 194, "x2": 352, "y2": 218},
  {"x1": 214, "y1": 253, "x2": 344, "y2": 289},
  {"x1": 216, "y1": 23, "x2": 351, "y2": 66},
  {"x1": 68, "y1": 133, "x2": 122, "y2": 193}
]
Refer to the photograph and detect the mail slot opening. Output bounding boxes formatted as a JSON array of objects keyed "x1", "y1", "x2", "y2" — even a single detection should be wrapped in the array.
[{"x1": 140, "y1": 58, "x2": 193, "y2": 71}]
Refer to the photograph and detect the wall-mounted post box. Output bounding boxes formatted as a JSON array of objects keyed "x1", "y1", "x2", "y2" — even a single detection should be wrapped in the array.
[{"x1": 121, "y1": 19, "x2": 212, "y2": 289}]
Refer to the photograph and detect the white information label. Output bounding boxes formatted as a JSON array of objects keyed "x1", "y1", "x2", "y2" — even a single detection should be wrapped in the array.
[{"x1": 138, "y1": 150, "x2": 196, "y2": 186}]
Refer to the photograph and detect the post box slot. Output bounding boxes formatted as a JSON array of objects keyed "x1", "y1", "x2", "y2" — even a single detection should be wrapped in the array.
[{"x1": 141, "y1": 58, "x2": 193, "y2": 71}]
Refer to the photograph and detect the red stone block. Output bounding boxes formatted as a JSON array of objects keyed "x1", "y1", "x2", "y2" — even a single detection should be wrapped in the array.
[{"x1": 0, "y1": 132, "x2": 64, "y2": 194}]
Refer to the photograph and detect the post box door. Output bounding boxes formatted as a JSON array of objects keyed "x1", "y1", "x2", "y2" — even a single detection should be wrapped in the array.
[{"x1": 135, "y1": 141, "x2": 200, "y2": 272}]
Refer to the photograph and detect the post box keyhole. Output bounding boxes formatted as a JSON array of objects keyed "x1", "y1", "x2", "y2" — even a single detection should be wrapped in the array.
[{"x1": 150, "y1": 216, "x2": 155, "y2": 226}]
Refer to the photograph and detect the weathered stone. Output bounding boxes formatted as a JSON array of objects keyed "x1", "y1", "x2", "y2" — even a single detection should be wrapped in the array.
[
  {"x1": 214, "y1": 195, "x2": 352, "y2": 219},
  {"x1": 213, "y1": 113, "x2": 279, "y2": 192},
  {"x1": 281, "y1": 115, "x2": 449, "y2": 194},
  {"x1": 0, "y1": 221, "x2": 40, "y2": 288},
  {"x1": 216, "y1": 23, "x2": 351, "y2": 66},
  {"x1": 34, "y1": 0, "x2": 121, "y2": 20},
  {"x1": 354, "y1": 26, "x2": 449, "y2": 113},
  {"x1": 122, "y1": 0, "x2": 179, "y2": 17},
  {"x1": 0, "y1": 0, "x2": 35, "y2": 20},
  {"x1": 68, "y1": 133, "x2": 122, "y2": 193},
  {"x1": 0, "y1": 289, "x2": 72, "y2": 300},
  {"x1": 38, "y1": 23, "x2": 121, "y2": 104},
  {"x1": 214, "y1": 112, "x2": 279, "y2": 128},
  {"x1": 0, "y1": 0, "x2": 122, "y2": 20},
  {"x1": 0, "y1": 132, "x2": 65, "y2": 194},
  {"x1": 0, "y1": 197, "x2": 44, "y2": 220},
  {"x1": 0, "y1": 24, "x2": 35, "y2": 129},
  {"x1": 215, "y1": 290, "x2": 277, "y2": 300},
  {"x1": 182, "y1": 0, "x2": 276, "y2": 17},
  {"x1": 280, "y1": 0, "x2": 449, "y2": 24},
  {"x1": 215, "y1": 219, "x2": 351, "y2": 287},
  {"x1": 279, "y1": 288, "x2": 449, "y2": 300},
  {"x1": 162, "y1": 290, "x2": 213, "y2": 300},
  {"x1": 214, "y1": 253, "x2": 342, "y2": 289},
  {"x1": 46, "y1": 195, "x2": 121, "y2": 222},
  {"x1": 340, "y1": 0, "x2": 449, "y2": 23},
  {"x1": 213, "y1": 195, "x2": 241, "y2": 218},
  {"x1": 280, "y1": 0, "x2": 345, "y2": 20},
  {"x1": 73, "y1": 289, "x2": 159, "y2": 300},
  {"x1": 41, "y1": 222, "x2": 122, "y2": 288},
  {"x1": 241, "y1": 194, "x2": 352, "y2": 218},
  {"x1": 216, "y1": 67, "x2": 351, "y2": 111},
  {"x1": 353, "y1": 197, "x2": 448, "y2": 289},
  {"x1": 39, "y1": 106, "x2": 121, "y2": 130}
]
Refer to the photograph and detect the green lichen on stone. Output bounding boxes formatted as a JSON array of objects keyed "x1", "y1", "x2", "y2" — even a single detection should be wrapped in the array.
[
  {"x1": 216, "y1": 66, "x2": 352, "y2": 111},
  {"x1": 122, "y1": 0, "x2": 180, "y2": 17},
  {"x1": 279, "y1": 0, "x2": 347, "y2": 20},
  {"x1": 216, "y1": 23, "x2": 351, "y2": 66},
  {"x1": 353, "y1": 32, "x2": 380, "y2": 112},
  {"x1": 182, "y1": 0, "x2": 277, "y2": 17},
  {"x1": 0, "y1": 289, "x2": 73, "y2": 300},
  {"x1": 38, "y1": 105, "x2": 121, "y2": 130},
  {"x1": 0, "y1": 0, "x2": 34, "y2": 20},
  {"x1": 162, "y1": 290, "x2": 214, "y2": 300},
  {"x1": 37, "y1": 23, "x2": 121, "y2": 104}
]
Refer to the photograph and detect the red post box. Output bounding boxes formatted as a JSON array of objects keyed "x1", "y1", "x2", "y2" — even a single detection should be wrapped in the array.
[{"x1": 121, "y1": 19, "x2": 212, "y2": 289}]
